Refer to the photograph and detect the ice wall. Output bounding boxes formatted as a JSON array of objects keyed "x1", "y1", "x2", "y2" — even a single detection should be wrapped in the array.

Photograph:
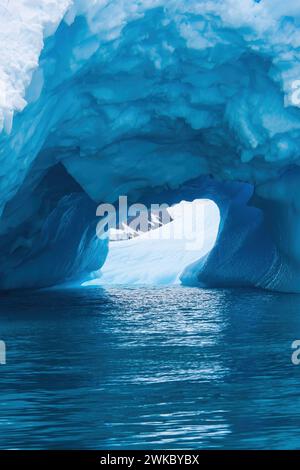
[{"x1": 1, "y1": 1, "x2": 300, "y2": 290}]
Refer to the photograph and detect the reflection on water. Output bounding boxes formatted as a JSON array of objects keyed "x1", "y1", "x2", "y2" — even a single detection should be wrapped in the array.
[{"x1": 0, "y1": 286, "x2": 300, "y2": 449}]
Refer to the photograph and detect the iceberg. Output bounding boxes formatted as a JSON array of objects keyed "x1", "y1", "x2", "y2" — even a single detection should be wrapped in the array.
[{"x1": 1, "y1": 1, "x2": 300, "y2": 291}]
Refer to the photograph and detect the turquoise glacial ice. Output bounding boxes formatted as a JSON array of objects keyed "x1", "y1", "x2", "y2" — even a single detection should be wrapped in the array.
[{"x1": 1, "y1": 1, "x2": 300, "y2": 291}]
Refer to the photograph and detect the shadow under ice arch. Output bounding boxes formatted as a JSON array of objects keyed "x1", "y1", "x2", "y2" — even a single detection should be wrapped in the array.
[{"x1": 1, "y1": 1, "x2": 300, "y2": 292}]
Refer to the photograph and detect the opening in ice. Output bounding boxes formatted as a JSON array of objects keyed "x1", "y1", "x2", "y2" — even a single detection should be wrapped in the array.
[{"x1": 83, "y1": 199, "x2": 220, "y2": 286}]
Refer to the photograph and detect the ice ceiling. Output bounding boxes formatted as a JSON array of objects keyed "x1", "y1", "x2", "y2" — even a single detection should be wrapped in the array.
[{"x1": 1, "y1": 0, "x2": 300, "y2": 291}]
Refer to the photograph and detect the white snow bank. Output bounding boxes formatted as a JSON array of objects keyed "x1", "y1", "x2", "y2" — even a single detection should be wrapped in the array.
[
  {"x1": 0, "y1": 0, "x2": 70, "y2": 133},
  {"x1": 83, "y1": 200, "x2": 220, "y2": 286}
]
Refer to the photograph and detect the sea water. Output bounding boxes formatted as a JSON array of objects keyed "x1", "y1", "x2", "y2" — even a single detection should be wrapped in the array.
[{"x1": 0, "y1": 286, "x2": 299, "y2": 449}]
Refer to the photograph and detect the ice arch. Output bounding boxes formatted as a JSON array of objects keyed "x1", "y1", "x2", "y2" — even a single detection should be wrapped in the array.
[{"x1": 1, "y1": 1, "x2": 300, "y2": 292}]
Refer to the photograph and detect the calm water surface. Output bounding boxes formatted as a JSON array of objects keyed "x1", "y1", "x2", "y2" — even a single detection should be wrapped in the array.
[{"x1": 0, "y1": 286, "x2": 300, "y2": 449}]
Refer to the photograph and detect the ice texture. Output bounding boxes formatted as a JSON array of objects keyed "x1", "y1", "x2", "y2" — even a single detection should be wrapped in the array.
[{"x1": 1, "y1": 1, "x2": 300, "y2": 290}]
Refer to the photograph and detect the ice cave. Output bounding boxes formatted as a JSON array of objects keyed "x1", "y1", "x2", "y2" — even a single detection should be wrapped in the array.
[{"x1": 1, "y1": 0, "x2": 300, "y2": 292}]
